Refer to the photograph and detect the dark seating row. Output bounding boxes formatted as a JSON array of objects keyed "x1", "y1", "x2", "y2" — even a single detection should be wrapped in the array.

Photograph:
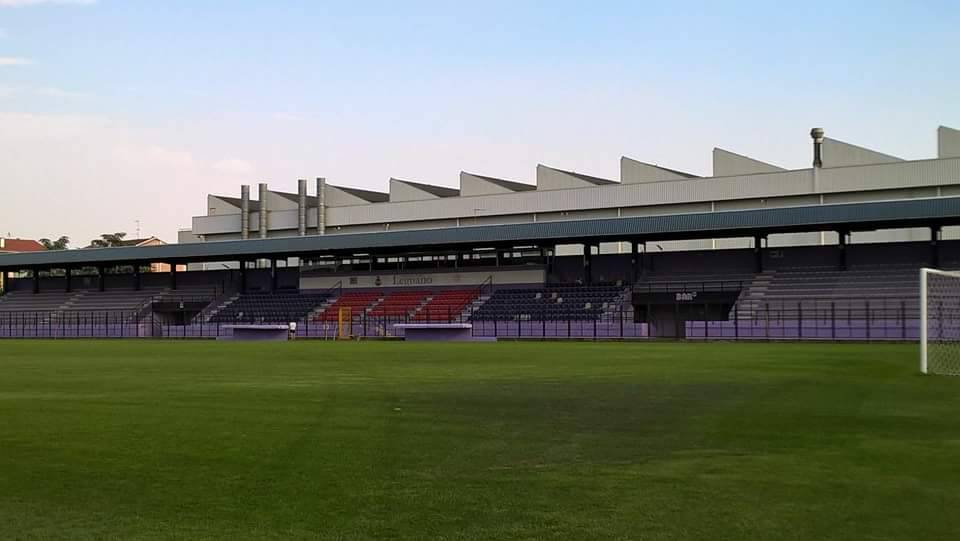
[
  {"x1": 211, "y1": 292, "x2": 331, "y2": 323},
  {"x1": 472, "y1": 285, "x2": 625, "y2": 321}
]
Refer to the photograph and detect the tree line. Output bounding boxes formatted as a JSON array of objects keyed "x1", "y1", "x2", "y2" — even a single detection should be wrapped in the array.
[{"x1": 38, "y1": 232, "x2": 130, "y2": 251}]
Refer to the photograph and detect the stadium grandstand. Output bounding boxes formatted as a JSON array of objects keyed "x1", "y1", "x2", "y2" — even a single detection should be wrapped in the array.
[{"x1": 2, "y1": 126, "x2": 960, "y2": 340}]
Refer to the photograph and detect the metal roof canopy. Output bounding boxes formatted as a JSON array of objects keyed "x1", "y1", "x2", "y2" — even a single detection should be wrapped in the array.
[{"x1": 2, "y1": 197, "x2": 959, "y2": 270}]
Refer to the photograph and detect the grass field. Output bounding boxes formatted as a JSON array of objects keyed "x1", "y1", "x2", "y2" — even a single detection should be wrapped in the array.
[{"x1": 0, "y1": 340, "x2": 957, "y2": 540}]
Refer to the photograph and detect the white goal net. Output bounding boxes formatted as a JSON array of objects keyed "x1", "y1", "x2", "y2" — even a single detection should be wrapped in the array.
[{"x1": 921, "y1": 268, "x2": 960, "y2": 375}]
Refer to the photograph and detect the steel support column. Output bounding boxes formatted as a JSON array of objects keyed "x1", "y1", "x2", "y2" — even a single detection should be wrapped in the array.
[
  {"x1": 32, "y1": 269, "x2": 40, "y2": 294},
  {"x1": 583, "y1": 244, "x2": 593, "y2": 285},
  {"x1": 640, "y1": 242, "x2": 648, "y2": 278},
  {"x1": 544, "y1": 246, "x2": 554, "y2": 279},
  {"x1": 630, "y1": 241, "x2": 639, "y2": 283},
  {"x1": 931, "y1": 225, "x2": 942, "y2": 268},
  {"x1": 270, "y1": 259, "x2": 278, "y2": 292},
  {"x1": 65, "y1": 267, "x2": 72, "y2": 293},
  {"x1": 838, "y1": 231, "x2": 848, "y2": 271},
  {"x1": 97, "y1": 265, "x2": 106, "y2": 292},
  {"x1": 240, "y1": 261, "x2": 248, "y2": 293},
  {"x1": 753, "y1": 235, "x2": 764, "y2": 273},
  {"x1": 133, "y1": 264, "x2": 141, "y2": 291},
  {"x1": 169, "y1": 263, "x2": 177, "y2": 290}
]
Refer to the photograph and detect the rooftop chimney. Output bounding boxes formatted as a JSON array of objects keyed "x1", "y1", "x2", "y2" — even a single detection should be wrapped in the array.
[
  {"x1": 316, "y1": 177, "x2": 326, "y2": 235},
  {"x1": 258, "y1": 183, "x2": 269, "y2": 239},
  {"x1": 240, "y1": 185, "x2": 250, "y2": 240},
  {"x1": 297, "y1": 178, "x2": 307, "y2": 236},
  {"x1": 811, "y1": 128, "x2": 825, "y2": 168}
]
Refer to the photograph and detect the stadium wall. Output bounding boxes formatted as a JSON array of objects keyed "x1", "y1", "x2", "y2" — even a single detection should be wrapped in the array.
[
  {"x1": 300, "y1": 268, "x2": 545, "y2": 290},
  {"x1": 189, "y1": 156, "x2": 960, "y2": 239}
]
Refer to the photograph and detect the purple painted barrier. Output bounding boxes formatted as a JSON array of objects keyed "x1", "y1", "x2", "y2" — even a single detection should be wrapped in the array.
[
  {"x1": 683, "y1": 319, "x2": 921, "y2": 341},
  {"x1": 393, "y1": 323, "x2": 474, "y2": 341},
  {"x1": 222, "y1": 325, "x2": 290, "y2": 341},
  {"x1": 468, "y1": 320, "x2": 649, "y2": 339}
]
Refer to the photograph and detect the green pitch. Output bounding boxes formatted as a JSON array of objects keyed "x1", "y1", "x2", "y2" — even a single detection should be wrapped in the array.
[{"x1": 0, "y1": 340, "x2": 957, "y2": 540}]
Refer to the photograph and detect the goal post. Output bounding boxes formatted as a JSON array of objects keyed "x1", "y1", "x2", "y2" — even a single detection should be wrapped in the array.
[{"x1": 920, "y1": 267, "x2": 960, "y2": 375}]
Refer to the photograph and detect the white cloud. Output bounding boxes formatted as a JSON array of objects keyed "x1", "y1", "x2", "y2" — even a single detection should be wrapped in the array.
[
  {"x1": 0, "y1": 0, "x2": 96, "y2": 6},
  {"x1": 0, "y1": 57, "x2": 31, "y2": 66}
]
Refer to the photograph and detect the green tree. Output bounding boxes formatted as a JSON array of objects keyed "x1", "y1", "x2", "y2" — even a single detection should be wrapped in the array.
[
  {"x1": 38, "y1": 236, "x2": 70, "y2": 250},
  {"x1": 89, "y1": 232, "x2": 127, "y2": 248}
]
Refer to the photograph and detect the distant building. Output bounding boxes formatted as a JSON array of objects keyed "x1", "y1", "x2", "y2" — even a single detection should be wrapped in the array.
[
  {"x1": 0, "y1": 238, "x2": 45, "y2": 253},
  {"x1": 180, "y1": 125, "x2": 960, "y2": 271},
  {"x1": 84, "y1": 236, "x2": 185, "y2": 273},
  {"x1": 0, "y1": 238, "x2": 45, "y2": 291}
]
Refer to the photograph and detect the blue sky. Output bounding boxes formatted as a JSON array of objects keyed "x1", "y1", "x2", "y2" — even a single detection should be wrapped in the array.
[{"x1": 1, "y1": 0, "x2": 958, "y2": 243}]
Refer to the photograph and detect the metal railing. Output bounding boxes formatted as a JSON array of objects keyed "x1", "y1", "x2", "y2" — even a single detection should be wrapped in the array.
[
  {"x1": 0, "y1": 311, "x2": 149, "y2": 338},
  {"x1": 0, "y1": 296, "x2": 922, "y2": 341},
  {"x1": 634, "y1": 280, "x2": 746, "y2": 294}
]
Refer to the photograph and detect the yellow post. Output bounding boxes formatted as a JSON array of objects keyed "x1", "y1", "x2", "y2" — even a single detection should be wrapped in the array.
[{"x1": 337, "y1": 306, "x2": 352, "y2": 340}]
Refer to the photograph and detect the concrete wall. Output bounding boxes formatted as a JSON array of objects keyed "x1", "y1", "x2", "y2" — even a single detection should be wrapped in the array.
[
  {"x1": 459, "y1": 172, "x2": 533, "y2": 196},
  {"x1": 712, "y1": 148, "x2": 785, "y2": 176},
  {"x1": 193, "y1": 158, "x2": 960, "y2": 235},
  {"x1": 185, "y1": 143, "x2": 960, "y2": 256},
  {"x1": 207, "y1": 195, "x2": 240, "y2": 216},
  {"x1": 818, "y1": 159, "x2": 958, "y2": 193},
  {"x1": 537, "y1": 164, "x2": 610, "y2": 190},
  {"x1": 822, "y1": 138, "x2": 903, "y2": 167},
  {"x1": 620, "y1": 157, "x2": 693, "y2": 184},
  {"x1": 326, "y1": 185, "x2": 380, "y2": 207},
  {"x1": 940, "y1": 126, "x2": 960, "y2": 159},
  {"x1": 389, "y1": 178, "x2": 446, "y2": 202},
  {"x1": 178, "y1": 229, "x2": 203, "y2": 245},
  {"x1": 323, "y1": 168, "x2": 815, "y2": 226},
  {"x1": 267, "y1": 191, "x2": 298, "y2": 211}
]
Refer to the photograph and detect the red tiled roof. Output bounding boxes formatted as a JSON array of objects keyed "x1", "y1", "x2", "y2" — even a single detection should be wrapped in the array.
[{"x1": 0, "y1": 238, "x2": 45, "y2": 252}]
